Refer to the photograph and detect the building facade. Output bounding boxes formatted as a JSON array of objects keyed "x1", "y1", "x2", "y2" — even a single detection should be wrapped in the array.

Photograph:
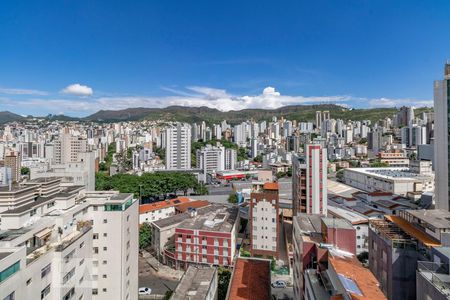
[
  {"x1": 250, "y1": 183, "x2": 279, "y2": 258},
  {"x1": 434, "y1": 62, "x2": 450, "y2": 211}
]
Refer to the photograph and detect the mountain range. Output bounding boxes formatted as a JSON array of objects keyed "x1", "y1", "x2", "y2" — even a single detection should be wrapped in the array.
[{"x1": 0, "y1": 104, "x2": 432, "y2": 124}]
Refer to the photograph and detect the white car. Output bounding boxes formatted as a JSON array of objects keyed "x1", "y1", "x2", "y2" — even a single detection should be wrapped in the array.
[
  {"x1": 138, "y1": 287, "x2": 152, "y2": 295},
  {"x1": 271, "y1": 280, "x2": 287, "y2": 288}
]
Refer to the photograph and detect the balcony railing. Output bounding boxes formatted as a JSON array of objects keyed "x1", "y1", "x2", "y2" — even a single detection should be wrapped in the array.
[{"x1": 418, "y1": 261, "x2": 450, "y2": 296}]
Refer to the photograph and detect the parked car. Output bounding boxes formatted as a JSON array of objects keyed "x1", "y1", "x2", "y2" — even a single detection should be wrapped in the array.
[
  {"x1": 271, "y1": 280, "x2": 287, "y2": 288},
  {"x1": 138, "y1": 287, "x2": 152, "y2": 295}
]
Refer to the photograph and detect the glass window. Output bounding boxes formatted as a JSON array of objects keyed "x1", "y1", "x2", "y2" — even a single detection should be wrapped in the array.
[{"x1": 0, "y1": 261, "x2": 20, "y2": 282}]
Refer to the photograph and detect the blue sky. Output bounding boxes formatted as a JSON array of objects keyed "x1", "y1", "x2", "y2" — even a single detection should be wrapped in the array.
[{"x1": 0, "y1": 0, "x2": 449, "y2": 116}]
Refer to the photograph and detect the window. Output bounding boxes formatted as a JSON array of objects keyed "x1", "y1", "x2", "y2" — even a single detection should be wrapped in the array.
[
  {"x1": 0, "y1": 261, "x2": 20, "y2": 283},
  {"x1": 103, "y1": 219, "x2": 107, "y2": 224},
  {"x1": 103, "y1": 233, "x2": 107, "y2": 237},
  {"x1": 64, "y1": 249, "x2": 75, "y2": 263},
  {"x1": 63, "y1": 268, "x2": 75, "y2": 284},
  {"x1": 79, "y1": 258, "x2": 85, "y2": 266},
  {"x1": 92, "y1": 289, "x2": 98, "y2": 295},
  {"x1": 102, "y1": 260, "x2": 107, "y2": 265},
  {"x1": 93, "y1": 233, "x2": 99, "y2": 239},
  {"x1": 79, "y1": 242, "x2": 85, "y2": 249},
  {"x1": 93, "y1": 247, "x2": 99, "y2": 254},
  {"x1": 41, "y1": 264, "x2": 51, "y2": 279},
  {"x1": 79, "y1": 276, "x2": 84, "y2": 284},
  {"x1": 102, "y1": 274, "x2": 107, "y2": 278},
  {"x1": 41, "y1": 284, "x2": 51, "y2": 299},
  {"x1": 103, "y1": 247, "x2": 107, "y2": 251},
  {"x1": 63, "y1": 287, "x2": 75, "y2": 300},
  {"x1": 26, "y1": 278, "x2": 32, "y2": 285},
  {"x1": 3, "y1": 292, "x2": 15, "y2": 300},
  {"x1": 102, "y1": 288, "x2": 107, "y2": 292}
]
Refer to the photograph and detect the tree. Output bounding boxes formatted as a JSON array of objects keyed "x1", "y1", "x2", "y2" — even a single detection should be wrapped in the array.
[
  {"x1": 218, "y1": 267, "x2": 232, "y2": 300},
  {"x1": 253, "y1": 154, "x2": 263, "y2": 163},
  {"x1": 194, "y1": 183, "x2": 209, "y2": 195},
  {"x1": 139, "y1": 223, "x2": 152, "y2": 250},
  {"x1": 370, "y1": 160, "x2": 390, "y2": 168},
  {"x1": 228, "y1": 193, "x2": 238, "y2": 204},
  {"x1": 237, "y1": 147, "x2": 247, "y2": 161},
  {"x1": 20, "y1": 167, "x2": 30, "y2": 175}
]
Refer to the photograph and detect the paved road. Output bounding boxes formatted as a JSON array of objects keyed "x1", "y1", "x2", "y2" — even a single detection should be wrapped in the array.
[
  {"x1": 272, "y1": 287, "x2": 294, "y2": 300},
  {"x1": 138, "y1": 255, "x2": 179, "y2": 296}
]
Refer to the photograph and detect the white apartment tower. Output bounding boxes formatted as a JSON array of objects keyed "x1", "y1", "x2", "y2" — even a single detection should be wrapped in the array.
[
  {"x1": 164, "y1": 123, "x2": 192, "y2": 170},
  {"x1": 0, "y1": 179, "x2": 139, "y2": 300},
  {"x1": 54, "y1": 133, "x2": 88, "y2": 164},
  {"x1": 434, "y1": 62, "x2": 450, "y2": 211},
  {"x1": 196, "y1": 145, "x2": 225, "y2": 182},
  {"x1": 305, "y1": 144, "x2": 328, "y2": 215}
]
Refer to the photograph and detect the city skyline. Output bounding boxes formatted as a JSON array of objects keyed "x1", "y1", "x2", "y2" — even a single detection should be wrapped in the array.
[{"x1": 1, "y1": 1, "x2": 449, "y2": 116}]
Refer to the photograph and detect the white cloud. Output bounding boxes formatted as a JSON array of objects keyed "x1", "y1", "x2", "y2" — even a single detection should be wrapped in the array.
[
  {"x1": 368, "y1": 97, "x2": 433, "y2": 108},
  {"x1": 61, "y1": 84, "x2": 93, "y2": 97},
  {"x1": 0, "y1": 85, "x2": 433, "y2": 116},
  {"x1": 0, "y1": 87, "x2": 48, "y2": 96}
]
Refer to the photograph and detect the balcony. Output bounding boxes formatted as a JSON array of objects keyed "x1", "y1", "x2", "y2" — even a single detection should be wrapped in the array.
[
  {"x1": 26, "y1": 222, "x2": 92, "y2": 264},
  {"x1": 417, "y1": 261, "x2": 450, "y2": 298}
]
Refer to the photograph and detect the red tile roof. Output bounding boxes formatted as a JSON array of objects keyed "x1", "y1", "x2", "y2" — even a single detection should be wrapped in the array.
[
  {"x1": 227, "y1": 258, "x2": 271, "y2": 300},
  {"x1": 328, "y1": 255, "x2": 386, "y2": 300},
  {"x1": 263, "y1": 182, "x2": 279, "y2": 191},
  {"x1": 139, "y1": 197, "x2": 191, "y2": 214},
  {"x1": 175, "y1": 200, "x2": 210, "y2": 213}
]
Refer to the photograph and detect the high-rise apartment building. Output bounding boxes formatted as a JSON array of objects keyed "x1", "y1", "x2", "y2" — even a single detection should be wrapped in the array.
[
  {"x1": 249, "y1": 182, "x2": 279, "y2": 258},
  {"x1": 0, "y1": 178, "x2": 139, "y2": 300},
  {"x1": 164, "y1": 123, "x2": 192, "y2": 170},
  {"x1": 434, "y1": 62, "x2": 450, "y2": 211},
  {"x1": 196, "y1": 145, "x2": 225, "y2": 182},
  {"x1": 292, "y1": 144, "x2": 327, "y2": 216},
  {"x1": 54, "y1": 133, "x2": 88, "y2": 164},
  {"x1": 4, "y1": 151, "x2": 21, "y2": 183}
]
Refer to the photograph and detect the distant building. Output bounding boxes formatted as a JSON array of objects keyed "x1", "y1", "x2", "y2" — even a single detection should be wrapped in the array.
[
  {"x1": 292, "y1": 144, "x2": 327, "y2": 216},
  {"x1": 343, "y1": 167, "x2": 434, "y2": 196},
  {"x1": 4, "y1": 152, "x2": 21, "y2": 183},
  {"x1": 164, "y1": 123, "x2": 192, "y2": 170},
  {"x1": 250, "y1": 182, "x2": 280, "y2": 258}
]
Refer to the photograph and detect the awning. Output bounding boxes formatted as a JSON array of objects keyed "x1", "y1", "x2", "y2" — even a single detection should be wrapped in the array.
[{"x1": 35, "y1": 228, "x2": 52, "y2": 239}]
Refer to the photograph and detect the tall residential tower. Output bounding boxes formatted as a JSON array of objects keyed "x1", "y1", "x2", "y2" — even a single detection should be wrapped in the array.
[{"x1": 434, "y1": 62, "x2": 450, "y2": 211}]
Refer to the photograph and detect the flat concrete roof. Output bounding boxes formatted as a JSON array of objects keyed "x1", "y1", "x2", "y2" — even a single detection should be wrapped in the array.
[
  {"x1": 405, "y1": 209, "x2": 450, "y2": 229},
  {"x1": 171, "y1": 266, "x2": 216, "y2": 300},
  {"x1": 346, "y1": 167, "x2": 432, "y2": 181},
  {"x1": 178, "y1": 205, "x2": 238, "y2": 233}
]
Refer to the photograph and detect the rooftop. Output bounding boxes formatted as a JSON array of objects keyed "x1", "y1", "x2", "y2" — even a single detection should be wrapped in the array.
[
  {"x1": 139, "y1": 197, "x2": 191, "y2": 214},
  {"x1": 177, "y1": 205, "x2": 238, "y2": 232},
  {"x1": 329, "y1": 254, "x2": 387, "y2": 300},
  {"x1": 171, "y1": 266, "x2": 217, "y2": 300},
  {"x1": 175, "y1": 200, "x2": 210, "y2": 213},
  {"x1": 153, "y1": 205, "x2": 222, "y2": 229},
  {"x1": 327, "y1": 206, "x2": 369, "y2": 225},
  {"x1": 347, "y1": 167, "x2": 432, "y2": 181},
  {"x1": 227, "y1": 258, "x2": 271, "y2": 300},
  {"x1": 263, "y1": 182, "x2": 279, "y2": 191},
  {"x1": 404, "y1": 209, "x2": 450, "y2": 229},
  {"x1": 386, "y1": 215, "x2": 441, "y2": 248},
  {"x1": 321, "y1": 218, "x2": 354, "y2": 230}
]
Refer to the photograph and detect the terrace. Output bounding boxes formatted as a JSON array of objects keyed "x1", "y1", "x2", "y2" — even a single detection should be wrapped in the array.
[{"x1": 418, "y1": 261, "x2": 450, "y2": 298}]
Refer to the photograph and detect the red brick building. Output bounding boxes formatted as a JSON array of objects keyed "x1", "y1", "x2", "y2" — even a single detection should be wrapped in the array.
[{"x1": 172, "y1": 206, "x2": 239, "y2": 269}]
